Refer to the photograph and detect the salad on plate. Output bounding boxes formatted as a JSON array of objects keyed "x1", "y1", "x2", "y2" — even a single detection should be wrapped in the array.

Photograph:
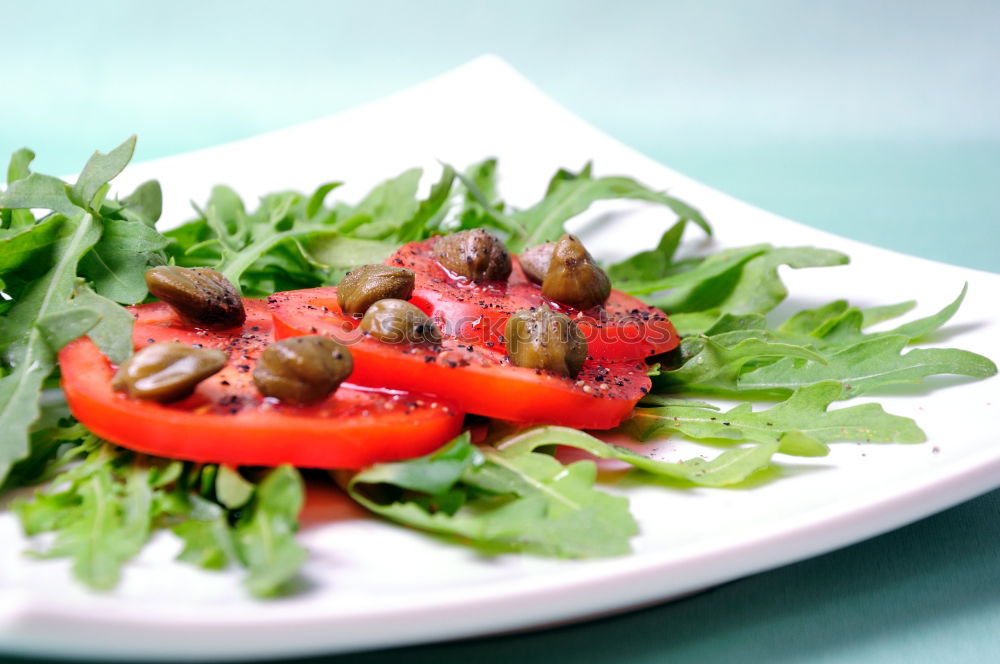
[{"x1": 0, "y1": 136, "x2": 994, "y2": 598}]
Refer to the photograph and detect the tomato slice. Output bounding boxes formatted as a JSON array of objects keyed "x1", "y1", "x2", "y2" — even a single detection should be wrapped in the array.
[
  {"x1": 387, "y1": 238, "x2": 679, "y2": 361},
  {"x1": 59, "y1": 300, "x2": 464, "y2": 469},
  {"x1": 269, "y1": 289, "x2": 651, "y2": 429}
]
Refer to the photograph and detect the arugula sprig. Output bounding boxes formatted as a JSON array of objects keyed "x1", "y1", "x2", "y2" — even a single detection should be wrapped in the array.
[
  {"x1": 347, "y1": 426, "x2": 778, "y2": 557},
  {"x1": 163, "y1": 157, "x2": 706, "y2": 298},
  {"x1": 0, "y1": 138, "x2": 164, "y2": 486},
  {"x1": 12, "y1": 424, "x2": 306, "y2": 597},
  {"x1": 652, "y1": 285, "x2": 996, "y2": 398}
]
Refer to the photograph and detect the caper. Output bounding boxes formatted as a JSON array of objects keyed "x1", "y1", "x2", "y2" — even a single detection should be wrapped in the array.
[
  {"x1": 337, "y1": 264, "x2": 415, "y2": 316},
  {"x1": 360, "y1": 299, "x2": 442, "y2": 345},
  {"x1": 541, "y1": 234, "x2": 611, "y2": 309},
  {"x1": 504, "y1": 306, "x2": 588, "y2": 378},
  {"x1": 111, "y1": 342, "x2": 228, "y2": 403},
  {"x1": 518, "y1": 242, "x2": 555, "y2": 285},
  {"x1": 434, "y1": 229, "x2": 512, "y2": 282},
  {"x1": 253, "y1": 336, "x2": 353, "y2": 405},
  {"x1": 145, "y1": 266, "x2": 246, "y2": 329}
]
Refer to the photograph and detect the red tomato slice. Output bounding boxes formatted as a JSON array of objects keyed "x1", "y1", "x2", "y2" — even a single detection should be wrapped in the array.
[
  {"x1": 269, "y1": 289, "x2": 651, "y2": 429},
  {"x1": 387, "y1": 238, "x2": 679, "y2": 361},
  {"x1": 59, "y1": 300, "x2": 464, "y2": 469}
]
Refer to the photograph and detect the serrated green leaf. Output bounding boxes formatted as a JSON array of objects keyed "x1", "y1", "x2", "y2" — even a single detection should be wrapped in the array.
[
  {"x1": 215, "y1": 465, "x2": 254, "y2": 509},
  {"x1": 779, "y1": 300, "x2": 852, "y2": 337},
  {"x1": 0, "y1": 214, "x2": 71, "y2": 277},
  {"x1": 337, "y1": 168, "x2": 422, "y2": 239},
  {"x1": 885, "y1": 284, "x2": 966, "y2": 341},
  {"x1": 35, "y1": 307, "x2": 100, "y2": 351},
  {"x1": 606, "y1": 218, "x2": 710, "y2": 286},
  {"x1": 350, "y1": 433, "x2": 482, "y2": 496},
  {"x1": 0, "y1": 172, "x2": 79, "y2": 217},
  {"x1": 305, "y1": 181, "x2": 343, "y2": 220},
  {"x1": 508, "y1": 170, "x2": 709, "y2": 253},
  {"x1": 860, "y1": 300, "x2": 917, "y2": 328},
  {"x1": 235, "y1": 465, "x2": 306, "y2": 597},
  {"x1": 303, "y1": 234, "x2": 396, "y2": 283},
  {"x1": 620, "y1": 245, "x2": 768, "y2": 297},
  {"x1": 738, "y1": 334, "x2": 998, "y2": 397},
  {"x1": 0, "y1": 214, "x2": 100, "y2": 486},
  {"x1": 716, "y1": 247, "x2": 850, "y2": 315},
  {"x1": 69, "y1": 136, "x2": 136, "y2": 211},
  {"x1": 627, "y1": 381, "x2": 925, "y2": 456},
  {"x1": 452, "y1": 167, "x2": 523, "y2": 236},
  {"x1": 396, "y1": 165, "x2": 456, "y2": 242},
  {"x1": 656, "y1": 335, "x2": 827, "y2": 391},
  {"x1": 120, "y1": 180, "x2": 163, "y2": 225},
  {"x1": 498, "y1": 426, "x2": 778, "y2": 487},
  {"x1": 6, "y1": 147, "x2": 34, "y2": 185},
  {"x1": 78, "y1": 217, "x2": 168, "y2": 304},
  {"x1": 70, "y1": 282, "x2": 135, "y2": 364},
  {"x1": 349, "y1": 431, "x2": 638, "y2": 558}
]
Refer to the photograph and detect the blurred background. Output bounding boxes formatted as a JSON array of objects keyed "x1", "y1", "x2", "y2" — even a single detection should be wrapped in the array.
[
  {"x1": 1, "y1": 2, "x2": 999, "y2": 663},
  {"x1": 2, "y1": 0, "x2": 997, "y2": 271}
]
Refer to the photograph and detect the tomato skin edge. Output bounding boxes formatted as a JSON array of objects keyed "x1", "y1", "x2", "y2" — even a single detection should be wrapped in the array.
[
  {"x1": 59, "y1": 336, "x2": 465, "y2": 470},
  {"x1": 270, "y1": 289, "x2": 652, "y2": 430}
]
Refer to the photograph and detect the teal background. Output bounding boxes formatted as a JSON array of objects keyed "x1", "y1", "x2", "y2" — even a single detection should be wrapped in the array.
[{"x1": 2, "y1": 1, "x2": 998, "y2": 662}]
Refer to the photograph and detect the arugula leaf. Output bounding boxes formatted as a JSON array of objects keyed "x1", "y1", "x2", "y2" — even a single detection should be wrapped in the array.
[
  {"x1": 305, "y1": 181, "x2": 343, "y2": 220},
  {"x1": 738, "y1": 334, "x2": 997, "y2": 397},
  {"x1": 15, "y1": 441, "x2": 153, "y2": 591},
  {"x1": 69, "y1": 282, "x2": 135, "y2": 365},
  {"x1": 304, "y1": 234, "x2": 396, "y2": 283},
  {"x1": 68, "y1": 136, "x2": 137, "y2": 211},
  {"x1": 78, "y1": 217, "x2": 168, "y2": 304},
  {"x1": 0, "y1": 172, "x2": 79, "y2": 217},
  {"x1": 605, "y1": 218, "x2": 709, "y2": 285},
  {"x1": 173, "y1": 496, "x2": 240, "y2": 570},
  {"x1": 655, "y1": 334, "x2": 827, "y2": 392},
  {"x1": 626, "y1": 381, "x2": 925, "y2": 457},
  {"x1": 349, "y1": 432, "x2": 638, "y2": 558},
  {"x1": 349, "y1": 425, "x2": 779, "y2": 556},
  {"x1": 335, "y1": 168, "x2": 422, "y2": 239},
  {"x1": 507, "y1": 163, "x2": 709, "y2": 252},
  {"x1": 35, "y1": 307, "x2": 101, "y2": 351},
  {"x1": 860, "y1": 300, "x2": 917, "y2": 328},
  {"x1": 649, "y1": 246, "x2": 848, "y2": 323},
  {"x1": 452, "y1": 166, "x2": 524, "y2": 236},
  {"x1": 215, "y1": 465, "x2": 254, "y2": 509},
  {"x1": 0, "y1": 214, "x2": 73, "y2": 276},
  {"x1": 119, "y1": 180, "x2": 163, "y2": 226},
  {"x1": 396, "y1": 165, "x2": 456, "y2": 242},
  {"x1": 15, "y1": 434, "x2": 307, "y2": 596},
  {"x1": 0, "y1": 214, "x2": 100, "y2": 485},
  {"x1": 496, "y1": 426, "x2": 779, "y2": 487},
  {"x1": 233, "y1": 465, "x2": 307, "y2": 597}
]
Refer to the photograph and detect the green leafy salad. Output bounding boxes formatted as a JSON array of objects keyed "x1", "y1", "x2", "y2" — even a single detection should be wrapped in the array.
[{"x1": 0, "y1": 137, "x2": 994, "y2": 597}]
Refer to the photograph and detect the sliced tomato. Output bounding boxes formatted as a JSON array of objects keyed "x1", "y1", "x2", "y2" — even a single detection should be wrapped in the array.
[
  {"x1": 269, "y1": 289, "x2": 651, "y2": 429},
  {"x1": 387, "y1": 238, "x2": 679, "y2": 361},
  {"x1": 59, "y1": 299, "x2": 464, "y2": 469}
]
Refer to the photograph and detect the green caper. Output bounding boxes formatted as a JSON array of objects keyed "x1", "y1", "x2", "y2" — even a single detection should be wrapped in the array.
[
  {"x1": 504, "y1": 306, "x2": 588, "y2": 378},
  {"x1": 111, "y1": 342, "x2": 228, "y2": 403},
  {"x1": 337, "y1": 264, "x2": 415, "y2": 316},
  {"x1": 540, "y1": 234, "x2": 611, "y2": 309},
  {"x1": 253, "y1": 336, "x2": 353, "y2": 405},
  {"x1": 434, "y1": 229, "x2": 512, "y2": 282},
  {"x1": 360, "y1": 299, "x2": 442, "y2": 345},
  {"x1": 518, "y1": 242, "x2": 555, "y2": 285},
  {"x1": 145, "y1": 266, "x2": 246, "y2": 329}
]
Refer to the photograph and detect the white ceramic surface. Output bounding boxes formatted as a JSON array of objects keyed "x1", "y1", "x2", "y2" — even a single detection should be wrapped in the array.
[{"x1": 1, "y1": 56, "x2": 997, "y2": 661}]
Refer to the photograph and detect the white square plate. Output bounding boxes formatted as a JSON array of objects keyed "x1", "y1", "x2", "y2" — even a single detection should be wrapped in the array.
[{"x1": 2, "y1": 56, "x2": 997, "y2": 661}]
